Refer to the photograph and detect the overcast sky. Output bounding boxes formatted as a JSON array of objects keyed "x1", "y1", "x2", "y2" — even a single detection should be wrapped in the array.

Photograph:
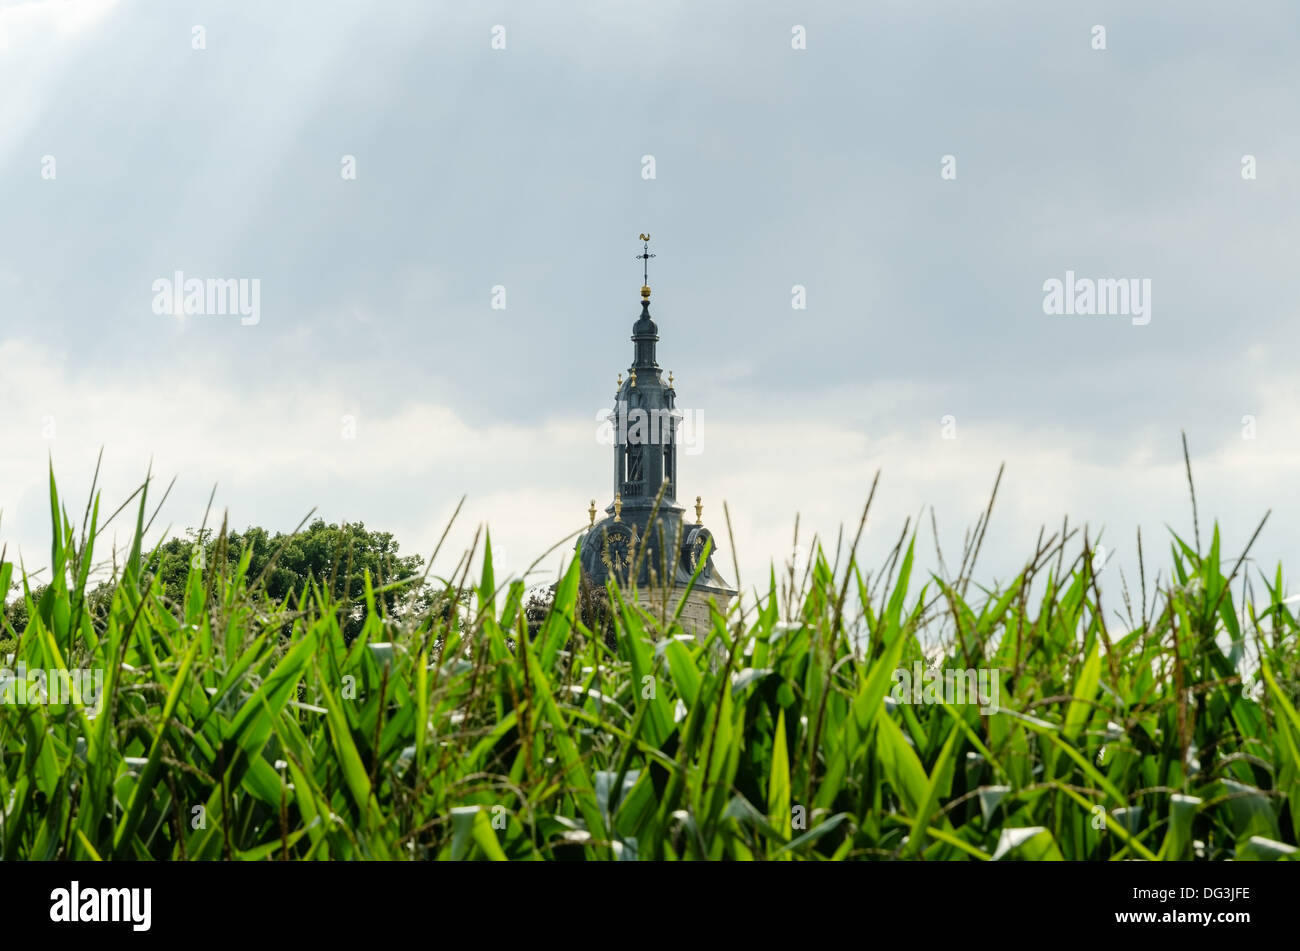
[{"x1": 2, "y1": 0, "x2": 1298, "y2": 611}]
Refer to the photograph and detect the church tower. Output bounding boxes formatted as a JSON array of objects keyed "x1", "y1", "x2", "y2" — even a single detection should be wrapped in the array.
[{"x1": 576, "y1": 236, "x2": 735, "y2": 636}]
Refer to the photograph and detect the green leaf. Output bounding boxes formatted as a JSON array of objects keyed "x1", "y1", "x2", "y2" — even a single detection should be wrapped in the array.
[
  {"x1": 768, "y1": 708, "x2": 791, "y2": 845},
  {"x1": 1064, "y1": 641, "x2": 1101, "y2": 741},
  {"x1": 991, "y1": 826, "x2": 1063, "y2": 861}
]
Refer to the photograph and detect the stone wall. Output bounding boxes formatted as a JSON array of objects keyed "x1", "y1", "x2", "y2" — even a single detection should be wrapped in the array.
[{"x1": 635, "y1": 587, "x2": 731, "y2": 642}]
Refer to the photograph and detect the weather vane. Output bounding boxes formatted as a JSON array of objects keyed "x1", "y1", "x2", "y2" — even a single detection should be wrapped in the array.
[{"x1": 636, "y1": 233, "x2": 655, "y2": 287}]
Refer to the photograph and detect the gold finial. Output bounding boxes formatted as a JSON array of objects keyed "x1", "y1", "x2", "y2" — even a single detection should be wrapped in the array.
[
  {"x1": 588, "y1": 499, "x2": 596, "y2": 527},
  {"x1": 614, "y1": 493, "x2": 623, "y2": 522},
  {"x1": 641, "y1": 285, "x2": 651, "y2": 299},
  {"x1": 617, "y1": 372, "x2": 622, "y2": 389},
  {"x1": 695, "y1": 496, "x2": 702, "y2": 525},
  {"x1": 629, "y1": 370, "x2": 637, "y2": 388},
  {"x1": 668, "y1": 371, "x2": 674, "y2": 389}
]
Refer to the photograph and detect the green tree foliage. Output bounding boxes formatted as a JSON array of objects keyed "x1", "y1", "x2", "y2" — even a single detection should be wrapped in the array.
[{"x1": 4, "y1": 519, "x2": 429, "y2": 646}]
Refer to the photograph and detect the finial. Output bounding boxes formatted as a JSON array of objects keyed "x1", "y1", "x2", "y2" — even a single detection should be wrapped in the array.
[
  {"x1": 617, "y1": 372, "x2": 622, "y2": 389},
  {"x1": 588, "y1": 499, "x2": 596, "y2": 527},
  {"x1": 668, "y1": 371, "x2": 674, "y2": 389},
  {"x1": 629, "y1": 369, "x2": 637, "y2": 388},
  {"x1": 636, "y1": 233, "x2": 655, "y2": 297},
  {"x1": 695, "y1": 496, "x2": 702, "y2": 525},
  {"x1": 614, "y1": 493, "x2": 623, "y2": 522}
]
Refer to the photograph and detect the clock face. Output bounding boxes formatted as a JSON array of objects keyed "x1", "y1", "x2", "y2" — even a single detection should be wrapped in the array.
[
  {"x1": 600, "y1": 525, "x2": 637, "y2": 582},
  {"x1": 689, "y1": 529, "x2": 713, "y2": 573}
]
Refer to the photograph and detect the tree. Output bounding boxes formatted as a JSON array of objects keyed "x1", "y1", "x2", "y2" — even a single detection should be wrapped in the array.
[
  {"x1": 522, "y1": 571, "x2": 617, "y2": 653},
  {"x1": 179, "y1": 520, "x2": 428, "y2": 642},
  {"x1": 3, "y1": 520, "x2": 429, "y2": 646}
]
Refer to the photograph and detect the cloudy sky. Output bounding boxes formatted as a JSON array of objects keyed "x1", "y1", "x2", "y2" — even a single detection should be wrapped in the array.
[{"x1": 2, "y1": 0, "x2": 1298, "y2": 610}]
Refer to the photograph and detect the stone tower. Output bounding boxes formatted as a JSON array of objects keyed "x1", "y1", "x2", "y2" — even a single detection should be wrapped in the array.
[{"x1": 575, "y1": 237, "x2": 736, "y2": 637}]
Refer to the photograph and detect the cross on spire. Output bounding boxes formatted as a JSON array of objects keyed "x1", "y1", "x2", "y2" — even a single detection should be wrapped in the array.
[{"x1": 636, "y1": 233, "x2": 655, "y2": 287}]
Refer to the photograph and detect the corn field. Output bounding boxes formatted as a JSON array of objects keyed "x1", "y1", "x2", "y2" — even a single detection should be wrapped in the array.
[{"x1": 1, "y1": 468, "x2": 1297, "y2": 861}]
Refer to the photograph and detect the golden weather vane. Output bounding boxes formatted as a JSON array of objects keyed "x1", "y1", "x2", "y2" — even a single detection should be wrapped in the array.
[{"x1": 636, "y1": 233, "x2": 655, "y2": 297}]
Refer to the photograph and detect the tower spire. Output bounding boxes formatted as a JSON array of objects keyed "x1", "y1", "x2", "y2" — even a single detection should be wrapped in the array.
[
  {"x1": 612, "y1": 233, "x2": 674, "y2": 508},
  {"x1": 630, "y1": 233, "x2": 659, "y2": 369},
  {"x1": 575, "y1": 233, "x2": 736, "y2": 629}
]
